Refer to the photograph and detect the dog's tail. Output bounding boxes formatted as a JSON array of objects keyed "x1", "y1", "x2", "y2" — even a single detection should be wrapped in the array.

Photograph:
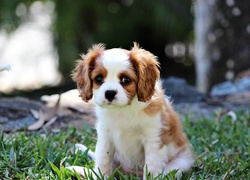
[{"x1": 75, "y1": 143, "x2": 96, "y2": 160}]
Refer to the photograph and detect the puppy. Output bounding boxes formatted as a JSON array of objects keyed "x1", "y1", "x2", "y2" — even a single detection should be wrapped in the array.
[{"x1": 72, "y1": 43, "x2": 194, "y2": 179}]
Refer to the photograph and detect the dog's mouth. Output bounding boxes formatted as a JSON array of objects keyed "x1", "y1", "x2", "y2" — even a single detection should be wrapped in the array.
[
  {"x1": 102, "y1": 100, "x2": 116, "y2": 105},
  {"x1": 94, "y1": 94, "x2": 130, "y2": 107},
  {"x1": 97, "y1": 101, "x2": 128, "y2": 108}
]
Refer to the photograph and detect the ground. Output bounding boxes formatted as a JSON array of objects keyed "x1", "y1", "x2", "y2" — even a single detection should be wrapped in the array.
[
  {"x1": 0, "y1": 90, "x2": 249, "y2": 179},
  {"x1": 0, "y1": 90, "x2": 249, "y2": 133}
]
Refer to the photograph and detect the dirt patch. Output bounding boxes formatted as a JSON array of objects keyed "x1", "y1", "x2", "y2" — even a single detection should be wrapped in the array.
[
  {"x1": 0, "y1": 97, "x2": 95, "y2": 133},
  {"x1": 0, "y1": 93, "x2": 249, "y2": 133}
]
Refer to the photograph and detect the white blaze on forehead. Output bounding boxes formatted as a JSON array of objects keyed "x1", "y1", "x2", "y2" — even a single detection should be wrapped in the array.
[
  {"x1": 102, "y1": 49, "x2": 131, "y2": 80},
  {"x1": 93, "y1": 48, "x2": 132, "y2": 106}
]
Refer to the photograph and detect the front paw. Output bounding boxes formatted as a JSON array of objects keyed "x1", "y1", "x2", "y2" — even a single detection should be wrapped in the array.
[
  {"x1": 94, "y1": 166, "x2": 110, "y2": 179},
  {"x1": 143, "y1": 164, "x2": 166, "y2": 180}
]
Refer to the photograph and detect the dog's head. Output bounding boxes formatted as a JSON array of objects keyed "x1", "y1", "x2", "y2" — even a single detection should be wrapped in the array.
[{"x1": 72, "y1": 43, "x2": 160, "y2": 106}]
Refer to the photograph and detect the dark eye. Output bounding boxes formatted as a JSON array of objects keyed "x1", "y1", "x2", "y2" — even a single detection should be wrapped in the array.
[
  {"x1": 120, "y1": 76, "x2": 131, "y2": 85},
  {"x1": 94, "y1": 75, "x2": 103, "y2": 84}
]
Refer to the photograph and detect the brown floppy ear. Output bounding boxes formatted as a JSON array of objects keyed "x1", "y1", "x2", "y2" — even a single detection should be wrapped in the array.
[
  {"x1": 71, "y1": 44, "x2": 105, "y2": 102},
  {"x1": 129, "y1": 42, "x2": 160, "y2": 102}
]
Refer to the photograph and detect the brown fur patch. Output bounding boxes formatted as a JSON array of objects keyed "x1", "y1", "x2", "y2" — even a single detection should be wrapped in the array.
[
  {"x1": 144, "y1": 84, "x2": 187, "y2": 149},
  {"x1": 118, "y1": 70, "x2": 137, "y2": 104},
  {"x1": 91, "y1": 59, "x2": 108, "y2": 90},
  {"x1": 143, "y1": 85, "x2": 165, "y2": 115},
  {"x1": 71, "y1": 44, "x2": 105, "y2": 102},
  {"x1": 129, "y1": 43, "x2": 160, "y2": 102},
  {"x1": 160, "y1": 100, "x2": 187, "y2": 148}
]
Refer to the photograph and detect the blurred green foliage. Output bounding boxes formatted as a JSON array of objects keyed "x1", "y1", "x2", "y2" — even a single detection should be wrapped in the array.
[
  {"x1": 0, "y1": 0, "x2": 47, "y2": 30},
  {"x1": 0, "y1": 0, "x2": 194, "y2": 82}
]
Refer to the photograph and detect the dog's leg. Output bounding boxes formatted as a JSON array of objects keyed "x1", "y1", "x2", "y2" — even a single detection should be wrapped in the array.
[
  {"x1": 94, "y1": 129, "x2": 115, "y2": 178},
  {"x1": 143, "y1": 139, "x2": 168, "y2": 179}
]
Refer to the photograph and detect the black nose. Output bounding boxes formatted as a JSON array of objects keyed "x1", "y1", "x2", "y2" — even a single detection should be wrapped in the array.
[{"x1": 105, "y1": 90, "x2": 117, "y2": 102}]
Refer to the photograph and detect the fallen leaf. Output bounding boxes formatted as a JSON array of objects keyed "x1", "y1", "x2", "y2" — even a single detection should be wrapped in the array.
[
  {"x1": 30, "y1": 109, "x2": 40, "y2": 119},
  {"x1": 27, "y1": 110, "x2": 46, "y2": 131},
  {"x1": 28, "y1": 95, "x2": 60, "y2": 131}
]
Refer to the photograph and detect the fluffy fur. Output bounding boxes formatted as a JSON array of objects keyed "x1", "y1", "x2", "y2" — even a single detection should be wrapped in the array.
[{"x1": 72, "y1": 43, "x2": 194, "y2": 179}]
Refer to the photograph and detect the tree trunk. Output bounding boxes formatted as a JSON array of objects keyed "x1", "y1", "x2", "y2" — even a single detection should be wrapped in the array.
[{"x1": 194, "y1": 0, "x2": 250, "y2": 93}]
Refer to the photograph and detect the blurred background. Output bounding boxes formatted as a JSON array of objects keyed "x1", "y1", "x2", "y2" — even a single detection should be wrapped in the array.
[{"x1": 0, "y1": 0, "x2": 250, "y2": 98}]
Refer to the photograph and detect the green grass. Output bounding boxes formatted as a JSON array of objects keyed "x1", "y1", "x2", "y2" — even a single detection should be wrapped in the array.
[{"x1": 0, "y1": 109, "x2": 249, "y2": 179}]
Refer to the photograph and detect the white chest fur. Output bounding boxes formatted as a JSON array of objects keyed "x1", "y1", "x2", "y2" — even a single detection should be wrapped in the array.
[{"x1": 95, "y1": 101, "x2": 163, "y2": 169}]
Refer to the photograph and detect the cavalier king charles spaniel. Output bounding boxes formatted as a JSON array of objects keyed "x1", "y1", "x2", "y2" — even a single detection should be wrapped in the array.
[{"x1": 71, "y1": 43, "x2": 194, "y2": 179}]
